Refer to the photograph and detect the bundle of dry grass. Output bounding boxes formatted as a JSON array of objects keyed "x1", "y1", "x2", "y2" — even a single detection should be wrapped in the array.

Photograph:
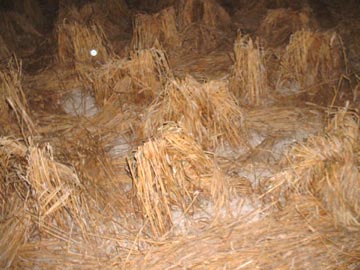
[
  {"x1": 265, "y1": 109, "x2": 360, "y2": 231},
  {"x1": 89, "y1": 47, "x2": 173, "y2": 106},
  {"x1": 177, "y1": 0, "x2": 231, "y2": 29},
  {"x1": 57, "y1": 19, "x2": 113, "y2": 65},
  {"x1": 126, "y1": 195, "x2": 359, "y2": 269},
  {"x1": 278, "y1": 30, "x2": 346, "y2": 91},
  {"x1": 0, "y1": 138, "x2": 90, "y2": 267},
  {"x1": 143, "y1": 76, "x2": 245, "y2": 149},
  {"x1": 0, "y1": 59, "x2": 35, "y2": 136},
  {"x1": 230, "y1": 33, "x2": 269, "y2": 106},
  {"x1": 131, "y1": 7, "x2": 180, "y2": 50},
  {"x1": 232, "y1": 1, "x2": 268, "y2": 32},
  {"x1": 129, "y1": 125, "x2": 229, "y2": 237},
  {"x1": 258, "y1": 7, "x2": 313, "y2": 47}
]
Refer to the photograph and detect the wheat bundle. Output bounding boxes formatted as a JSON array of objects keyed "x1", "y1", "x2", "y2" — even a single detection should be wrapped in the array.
[
  {"x1": 0, "y1": 59, "x2": 35, "y2": 136},
  {"x1": 90, "y1": 47, "x2": 172, "y2": 106},
  {"x1": 177, "y1": 0, "x2": 231, "y2": 29},
  {"x1": 266, "y1": 109, "x2": 360, "y2": 231},
  {"x1": 130, "y1": 125, "x2": 229, "y2": 236},
  {"x1": 258, "y1": 8, "x2": 312, "y2": 47},
  {"x1": 143, "y1": 76, "x2": 245, "y2": 149},
  {"x1": 131, "y1": 7, "x2": 180, "y2": 50},
  {"x1": 230, "y1": 33, "x2": 268, "y2": 106},
  {"x1": 57, "y1": 19, "x2": 113, "y2": 65},
  {"x1": 279, "y1": 30, "x2": 346, "y2": 91}
]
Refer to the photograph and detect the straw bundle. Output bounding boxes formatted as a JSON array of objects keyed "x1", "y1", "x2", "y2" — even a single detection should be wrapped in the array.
[
  {"x1": 230, "y1": 33, "x2": 268, "y2": 106},
  {"x1": 143, "y1": 76, "x2": 245, "y2": 149},
  {"x1": 57, "y1": 20, "x2": 113, "y2": 65},
  {"x1": 266, "y1": 109, "x2": 360, "y2": 231},
  {"x1": 130, "y1": 126, "x2": 229, "y2": 237},
  {"x1": 177, "y1": 0, "x2": 231, "y2": 29},
  {"x1": 0, "y1": 59, "x2": 35, "y2": 136},
  {"x1": 131, "y1": 7, "x2": 180, "y2": 50},
  {"x1": 90, "y1": 47, "x2": 173, "y2": 106},
  {"x1": 258, "y1": 8, "x2": 312, "y2": 47},
  {"x1": 279, "y1": 30, "x2": 346, "y2": 91}
]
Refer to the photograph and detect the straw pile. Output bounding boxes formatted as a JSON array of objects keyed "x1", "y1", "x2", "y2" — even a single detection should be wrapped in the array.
[
  {"x1": 177, "y1": 0, "x2": 231, "y2": 29},
  {"x1": 130, "y1": 125, "x2": 229, "y2": 237},
  {"x1": 57, "y1": 19, "x2": 113, "y2": 65},
  {"x1": 279, "y1": 30, "x2": 346, "y2": 91},
  {"x1": 258, "y1": 7, "x2": 312, "y2": 47},
  {"x1": 143, "y1": 76, "x2": 245, "y2": 149},
  {"x1": 0, "y1": 59, "x2": 35, "y2": 136},
  {"x1": 126, "y1": 195, "x2": 359, "y2": 269},
  {"x1": 131, "y1": 7, "x2": 180, "y2": 50},
  {"x1": 230, "y1": 33, "x2": 268, "y2": 105},
  {"x1": 89, "y1": 47, "x2": 173, "y2": 106},
  {"x1": 266, "y1": 109, "x2": 360, "y2": 231}
]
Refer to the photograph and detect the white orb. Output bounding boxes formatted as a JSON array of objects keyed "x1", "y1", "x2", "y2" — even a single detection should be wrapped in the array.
[{"x1": 90, "y1": 49, "x2": 98, "y2": 57}]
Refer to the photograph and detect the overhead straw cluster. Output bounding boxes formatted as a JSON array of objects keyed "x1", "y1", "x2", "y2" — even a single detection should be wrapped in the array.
[
  {"x1": 230, "y1": 33, "x2": 268, "y2": 105},
  {"x1": 143, "y1": 75, "x2": 245, "y2": 149},
  {"x1": 131, "y1": 7, "x2": 180, "y2": 50},
  {"x1": 279, "y1": 30, "x2": 346, "y2": 91},
  {"x1": 130, "y1": 125, "x2": 229, "y2": 236}
]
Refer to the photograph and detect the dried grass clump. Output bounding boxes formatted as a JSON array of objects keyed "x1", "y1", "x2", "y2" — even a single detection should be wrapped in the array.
[
  {"x1": 57, "y1": 20, "x2": 113, "y2": 65},
  {"x1": 177, "y1": 0, "x2": 231, "y2": 29},
  {"x1": 266, "y1": 109, "x2": 360, "y2": 231},
  {"x1": 0, "y1": 59, "x2": 35, "y2": 136},
  {"x1": 0, "y1": 138, "x2": 92, "y2": 269},
  {"x1": 131, "y1": 7, "x2": 180, "y2": 50},
  {"x1": 129, "y1": 125, "x2": 229, "y2": 236},
  {"x1": 90, "y1": 47, "x2": 173, "y2": 106},
  {"x1": 144, "y1": 76, "x2": 245, "y2": 149},
  {"x1": 230, "y1": 33, "x2": 268, "y2": 106},
  {"x1": 258, "y1": 7, "x2": 313, "y2": 47},
  {"x1": 279, "y1": 30, "x2": 346, "y2": 91}
]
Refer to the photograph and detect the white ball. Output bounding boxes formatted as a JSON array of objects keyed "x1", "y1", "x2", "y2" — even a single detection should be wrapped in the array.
[{"x1": 90, "y1": 49, "x2": 98, "y2": 57}]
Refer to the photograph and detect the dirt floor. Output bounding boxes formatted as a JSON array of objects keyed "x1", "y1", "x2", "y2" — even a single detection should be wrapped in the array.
[{"x1": 1, "y1": 0, "x2": 360, "y2": 269}]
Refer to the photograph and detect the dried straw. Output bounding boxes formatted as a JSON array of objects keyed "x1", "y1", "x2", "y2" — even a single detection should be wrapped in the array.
[
  {"x1": 258, "y1": 7, "x2": 312, "y2": 47},
  {"x1": 230, "y1": 33, "x2": 269, "y2": 105},
  {"x1": 89, "y1": 47, "x2": 173, "y2": 106},
  {"x1": 131, "y1": 7, "x2": 180, "y2": 50},
  {"x1": 57, "y1": 19, "x2": 113, "y2": 65},
  {"x1": 143, "y1": 75, "x2": 245, "y2": 149},
  {"x1": 129, "y1": 125, "x2": 229, "y2": 237},
  {"x1": 177, "y1": 0, "x2": 231, "y2": 29},
  {"x1": 278, "y1": 30, "x2": 346, "y2": 91},
  {"x1": 265, "y1": 109, "x2": 360, "y2": 231}
]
